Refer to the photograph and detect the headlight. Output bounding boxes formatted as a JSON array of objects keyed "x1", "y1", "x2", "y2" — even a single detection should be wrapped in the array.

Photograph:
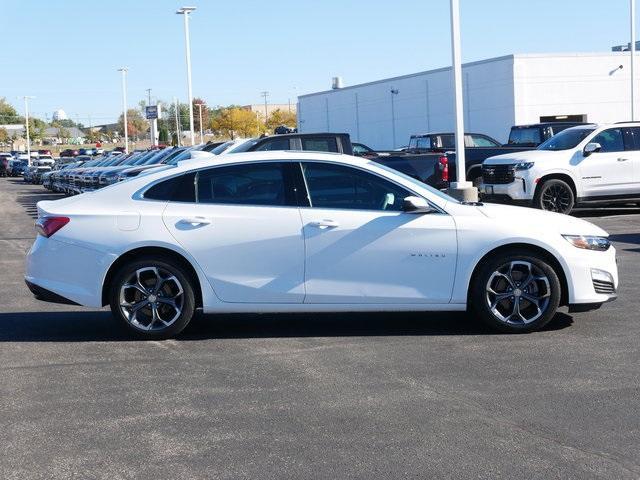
[
  {"x1": 562, "y1": 234, "x2": 610, "y2": 251},
  {"x1": 514, "y1": 162, "x2": 534, "y2": 170}
]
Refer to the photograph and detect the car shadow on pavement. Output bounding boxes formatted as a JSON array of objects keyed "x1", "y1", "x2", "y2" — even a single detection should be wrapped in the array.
[
  {"x1": 0, "y1": 310, "x2": 574, "y2": 342},
  {"x1": 16, "y1": 189, "x2": 66, "y2": 219},
  {"x1": 608, "y1": 232, "x2": 640, "y2": 246},
  {"x1": 573, "y1": 207, "x2": 640, "y2": 217}
]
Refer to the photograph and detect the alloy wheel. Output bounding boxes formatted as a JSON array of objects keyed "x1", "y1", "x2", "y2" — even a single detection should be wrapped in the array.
[
  {"x1": 119, "y1": 266, "x2": 184, "y2": 332},
  {"x1": 485, "y1": 261, "x2": 551, "y2": 325},
  {"x1": 541, "y1": 184, "x2": 571, "y2": 213}
]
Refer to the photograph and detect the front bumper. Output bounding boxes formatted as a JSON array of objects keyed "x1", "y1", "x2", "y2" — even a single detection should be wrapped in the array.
[
  {"x1": 563, "y1": 244, "x2": 619, "y2": 306},
  {"x1": 478, "y1": 177, "x2": 534, "y2": 202}
]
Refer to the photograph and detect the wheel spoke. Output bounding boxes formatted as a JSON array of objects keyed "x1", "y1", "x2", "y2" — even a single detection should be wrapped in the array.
[
  {"x1": 157, "y1": 297, "x2": 177, "y2": 308},
  {"x1": 122, "y1": 283, "x2": 146, "y2": 296},
  {"x1": 490, "y1": 293, "x2": 511, "y2": 309},
  {"x1": 121, "y1": 299, "x2": 149, "y2": 313}
]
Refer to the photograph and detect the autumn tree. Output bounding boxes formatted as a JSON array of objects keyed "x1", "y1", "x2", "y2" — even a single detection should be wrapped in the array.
[
  {"x1": 117, "y1": 109, "x2": 148, "y2": 140},
  {"x1": 0, "y1": 127, "x2": 9, "y2": 144},
  {"x1": 266, "y1": 109, "x2": 297, "y2": 131},
  {"x1": 210, "y1": 107, "x2": 262, "y2": 139}
]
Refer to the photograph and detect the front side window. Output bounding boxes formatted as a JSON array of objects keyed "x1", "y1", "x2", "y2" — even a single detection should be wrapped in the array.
[
  {"x1": 196, "y1": 162, "x2": 289, "y2": 206},
  {"x1": 301, "y1": 162, "x2": 411, "y2": 211},
  {"x1": 591, "y1": 128, "x2": 624, "y2": 153}
]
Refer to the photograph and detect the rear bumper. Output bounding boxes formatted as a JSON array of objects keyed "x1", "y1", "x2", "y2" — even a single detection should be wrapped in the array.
[{"x1": 25, "y1": 280, "x2": 81, "y2": 305}]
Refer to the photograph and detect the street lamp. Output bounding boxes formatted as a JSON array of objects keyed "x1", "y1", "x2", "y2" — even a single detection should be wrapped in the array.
[
  {"x1": 176, "y1": 6, "x2": 196, "y2": 146},
  {"x1": 631, "y1": 0, "x2": 636, "y2": 120},
  {"x1": 261, "y1": 91, "x2": 269, "y2": 124},
  {"x1": 390, "y1": 88, "x2": 399, "y2": 148},
  {"x1": 117, "y1": 67, "x2": 129, "y2": 154},
  {"x1": 21, "y1": 96, "x2": 35, "y2": 166},
  {"x1": 446, "y1": 0, "x2": 477, "y2": 202}
]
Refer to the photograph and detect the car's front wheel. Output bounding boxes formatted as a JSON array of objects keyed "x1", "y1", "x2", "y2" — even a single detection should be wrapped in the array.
[
  {"x1": 470, "y1": 249, "x2": 562, "y2": 333},
  {"x1": 109, "y1": 256, "x2": 196, "y2": 339},
  {"x1": 534, "y1": 179, "x2": 575, "y2": 214}
]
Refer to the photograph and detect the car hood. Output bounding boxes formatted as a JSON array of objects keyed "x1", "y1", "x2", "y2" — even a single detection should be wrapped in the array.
[
  {"x1": 475, "y1": 202, "x2": 608, "y2": 237},
  {"x1": 483, "y1": 149, "x2": 569, "y2": 165}
]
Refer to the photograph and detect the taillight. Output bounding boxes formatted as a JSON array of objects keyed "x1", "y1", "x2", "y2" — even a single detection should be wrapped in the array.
[
  {"x1": 438, "y1": 155, "x2": 449, "y2": 182},
  {"x1": 35, "y1": 216, "x2": 70, "y2": 238}
]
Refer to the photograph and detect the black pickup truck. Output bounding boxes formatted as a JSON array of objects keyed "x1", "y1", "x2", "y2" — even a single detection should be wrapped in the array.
[{"x1": 363, "y1": 132, "x2": 534, "y2": 189}]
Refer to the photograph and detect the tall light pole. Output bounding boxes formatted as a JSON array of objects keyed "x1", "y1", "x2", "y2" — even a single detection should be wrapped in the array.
[
  {"x1": 118, "y1": 67, "x2": 129, "y2": 154},
  {"x1": 196, "y1": 102, "x2": 204, "y2": 143},
  {"x1": 174, "y1": 97, "x2": 181, "y2": 147},
  {"x1": 446, "y1": 0, "x2": 477, "y2": 202},
  {"x1": 390, "y1": 88, "x2": 399, "y2": 148},
  {"x1": 261, "y1": 91, "x2": 269, "y2": 125},
  {"x1": 631, "y1": 0, "x2": 636, "y2": 121},
  {"x1": 176, "y1": 6, "x2": 196, "y2": 146},
  {"x1": 22, "y1": 96, "x2": 35, "y2": 165}
]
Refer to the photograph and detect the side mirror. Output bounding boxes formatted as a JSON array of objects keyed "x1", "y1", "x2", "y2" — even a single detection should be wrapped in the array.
[
  {"x1": 584, "y1": 142, "x2": 601, "y2": 156},
  {"x1": 402, "y1": 196, "x2": 435, "y2": 214}
]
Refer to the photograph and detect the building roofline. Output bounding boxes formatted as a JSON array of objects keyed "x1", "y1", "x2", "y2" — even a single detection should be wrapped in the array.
[{"x1": 299, "y1": 51, "x2": 640, "y2": 99}]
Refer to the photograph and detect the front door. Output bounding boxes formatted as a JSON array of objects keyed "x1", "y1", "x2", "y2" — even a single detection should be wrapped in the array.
[
  {"x1": 298, "y1": 162, "x2": 457, "y2": 304},
  {"x1": 162, "y1": 162, "x2": 305, "y2": 303},
  {"x1": 579, "y1": 127, "x2": 635, "y2": 198}
]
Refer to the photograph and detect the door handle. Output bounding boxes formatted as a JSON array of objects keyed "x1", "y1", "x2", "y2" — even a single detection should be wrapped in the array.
[
  {"x1": 617, "y1": 158, "x2": 629, "y2": 162},
  {"x1": 309, "y1": 219, "x2": 339, "y2": 228},
  {"x1": 179, "y1": 216, "x2": 211, "y2": 225}
]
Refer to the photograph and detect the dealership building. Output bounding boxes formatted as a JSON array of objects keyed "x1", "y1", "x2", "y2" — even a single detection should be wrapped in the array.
[{"x1": 297, "y1": 52, "x2": 638, "y2": 148}]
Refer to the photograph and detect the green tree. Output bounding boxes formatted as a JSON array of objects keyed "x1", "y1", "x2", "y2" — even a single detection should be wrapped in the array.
[
  {"x1": 0, "y1": 97, "x2": 22, "y2": 124},
  {"x1": 158, "y1": 126, "x2": 169, "y2": 143},
  {"x1": 266, "y1": 109, "x2": 297, "y2": 131},
  {"x1": 117, "y1": 109, "x2": 148, "y2": 140}
]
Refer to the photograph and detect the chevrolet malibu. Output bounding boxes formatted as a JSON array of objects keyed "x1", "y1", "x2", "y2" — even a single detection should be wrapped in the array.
[{"x1": 25, "y1": 151, "x2": 618, "y2": 338}]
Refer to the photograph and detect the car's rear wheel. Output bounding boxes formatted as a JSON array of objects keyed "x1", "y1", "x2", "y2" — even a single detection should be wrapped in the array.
[
  {"x1": 109, "y1": 256, "x2": 196, "y2": 339},
  {"x1": 470, "y1": 249, "x2": 561, "y2": 333},
  {"x1": 534, "y1": 179, "x2": 575, "y2": 214}
]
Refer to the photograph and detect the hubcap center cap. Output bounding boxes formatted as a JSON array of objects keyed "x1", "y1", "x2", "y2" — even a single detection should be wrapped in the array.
[
  {"x1": 513, "y1": 288, "x2": 522, "y2": 297},
  {"x1": 148, "y1": 294, "x2": 157, "y2": 303}
]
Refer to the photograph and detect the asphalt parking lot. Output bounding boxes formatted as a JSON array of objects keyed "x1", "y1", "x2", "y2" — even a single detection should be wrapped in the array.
[{"x1": 1, "y1": 178, "x2": 639, "y2": 479}]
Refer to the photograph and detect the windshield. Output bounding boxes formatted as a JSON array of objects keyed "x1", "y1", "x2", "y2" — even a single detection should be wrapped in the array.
[
  {"x1": 225, "y1": 138, "x2": 259, "y2": 154},
  {"x1": 370, "y1": 161, "x2": 459, "y2": 204},
  {"x1": 537, "y1": 127, "x2": 595, "y2": 151},
  {"x1": 209, "y1": 141, "x2": 235, "y2": 155}
]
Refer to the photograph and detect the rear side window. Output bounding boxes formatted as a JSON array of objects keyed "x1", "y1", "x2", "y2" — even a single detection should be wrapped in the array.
[
  {"x1": 144, "y1": 173, "x2": 196, "y2": 202},
  {"x1": 196, "y1": 162, "x2": 291, "y2": 206},
  {"x1": 301, "y1": 137, "x2": 338, "y2": 152},
  {"x1": 255, "y1": 137, "x2": 291, "y2": 151}
]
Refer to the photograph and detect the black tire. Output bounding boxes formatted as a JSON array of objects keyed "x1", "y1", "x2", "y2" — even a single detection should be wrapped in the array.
[
  {"x1": 109, "y1": 255, "x2": 196, "y2": 339},
  {"x1": 534, "y1": 179, "x2": 575, "y2": 214},
  {"x1": 469, "y1": 249, "x2": 562, "y2": 333}
]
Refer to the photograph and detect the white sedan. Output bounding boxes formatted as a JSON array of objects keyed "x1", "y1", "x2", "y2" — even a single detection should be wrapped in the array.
[{"x1": 25, "y1": 151, "x2": 618, "y2": 338}]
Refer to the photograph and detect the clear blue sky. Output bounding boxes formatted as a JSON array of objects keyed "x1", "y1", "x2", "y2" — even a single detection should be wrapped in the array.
[{"x1": 0, "y1": 0, "x2": 634, "y2": 124}]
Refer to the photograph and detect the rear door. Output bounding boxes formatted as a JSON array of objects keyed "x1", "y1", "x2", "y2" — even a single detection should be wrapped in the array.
[
  {"x1": 579, "y1": 127, "x2": 635, "y2": 198},
  {"x1": 162, "y1": 161, "x2": 306, "y2": 303},
  {"x1": 623, "y1": 127, "x2": 640, "y2": 196}
]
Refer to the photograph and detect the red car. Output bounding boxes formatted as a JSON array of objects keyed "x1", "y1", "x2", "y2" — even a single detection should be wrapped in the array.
[
  {"x1": 38, "y1": 149, "x2": 52, "y2": 156},
  {"x1": 60, "y1": 149, "x2": 79, "y2": 157}
]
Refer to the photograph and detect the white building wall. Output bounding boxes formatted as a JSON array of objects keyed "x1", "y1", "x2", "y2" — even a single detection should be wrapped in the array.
[
  {"x1": 298, "y1": 52, "x2": 640, "y2": 148},
  {"x1": 298, "y1": 56, "x2": 516, "y2": 148},
  {"x1": 513, "y1": 52, "x2": 638, "y2": 125}
]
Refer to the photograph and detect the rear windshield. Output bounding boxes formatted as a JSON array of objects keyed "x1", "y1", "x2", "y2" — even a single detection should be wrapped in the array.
[
  {"x1": 508, "y1": 127, "x2": 542, "y2": 146},
  {"x1": 537, "y1": 127, "x2": 595, "y2": 151}
]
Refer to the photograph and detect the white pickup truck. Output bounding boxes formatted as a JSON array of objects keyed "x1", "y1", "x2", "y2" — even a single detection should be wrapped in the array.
[{"x1": 479, "y1": 123, "x2": 640, "y2": 214}]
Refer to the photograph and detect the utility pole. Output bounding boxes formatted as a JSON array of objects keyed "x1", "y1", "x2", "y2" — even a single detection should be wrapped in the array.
[
  {"x1": 632, "y1": 0, "x2": 636, "y2": 120},
  {"x1": 196, "y1": 102, "x2": 204, "y2": 143},
  {"x1": 446, "y1": 0, "x2": 477, "y2": 202},
  {"x1": 174, "y1": 97, "x2": 181, "y2": 147},
  {"x1": 261, "y1": 91, "x2": 269, "y2": 126},
  {"x1": 22, "y1": 96, "x2": 35, "y2": 165},
  {"x1": 117, "y1": 67, "x2": 129, "y2": 154},
  {"x1": 176, "y1": 6, "x2": 196, "y2": 145}
]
